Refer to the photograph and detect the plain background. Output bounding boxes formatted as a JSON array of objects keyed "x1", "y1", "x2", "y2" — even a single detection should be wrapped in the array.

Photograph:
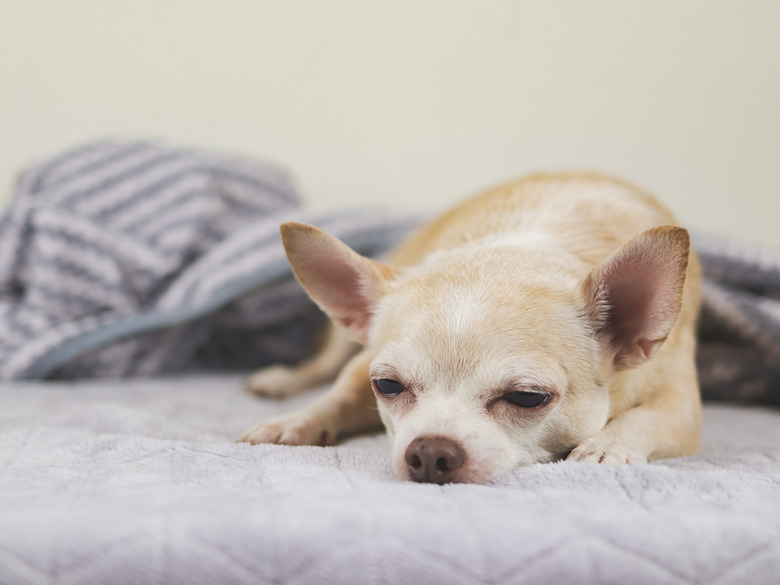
[{"x1": 1, "y1": 1, "x2": 778, "y2": 245}]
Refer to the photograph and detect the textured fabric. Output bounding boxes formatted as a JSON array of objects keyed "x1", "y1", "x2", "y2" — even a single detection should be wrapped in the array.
[
  {"x1": 0, "y1": 139, "x2": 419, "y2": 379},
  {"x1": 1, "y1": 375, "x2": 779, "y2": 585},
  {"x1": 695, "y1": 233, "x2": 780, "y2": 403}
]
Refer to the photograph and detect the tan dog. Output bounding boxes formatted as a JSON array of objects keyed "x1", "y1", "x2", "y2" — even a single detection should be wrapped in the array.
[{"x1": 240, "y1": 172, "x2": 702, "y2": 484}]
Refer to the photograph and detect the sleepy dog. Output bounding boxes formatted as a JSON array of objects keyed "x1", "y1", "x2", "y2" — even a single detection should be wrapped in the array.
[{"x1": 240, "y1": 172, "x2": 702, "y2": 484}]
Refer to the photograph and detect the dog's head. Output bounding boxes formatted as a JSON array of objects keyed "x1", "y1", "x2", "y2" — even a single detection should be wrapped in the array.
[{"x1": 281, "y1": 222, "x2": 689, "y2": 484}]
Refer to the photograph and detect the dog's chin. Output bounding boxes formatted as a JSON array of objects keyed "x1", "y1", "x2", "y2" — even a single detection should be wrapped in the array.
[
  {"x1": 392, "y1": 441, "x2": 574, "y2": 484},
  {"x1": 392, "y1": 460, "x2": 493, "y2": 485}
]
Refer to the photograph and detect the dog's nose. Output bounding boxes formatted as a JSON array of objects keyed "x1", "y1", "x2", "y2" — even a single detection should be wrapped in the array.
[{"x1": 404, "y1": 436, "x2": 465, "y2": 484}]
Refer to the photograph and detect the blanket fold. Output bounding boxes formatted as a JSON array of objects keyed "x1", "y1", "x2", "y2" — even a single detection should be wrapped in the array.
[
  {"x1": 0, "y1": 139, "x2": 418, "y2": 379},
  {"x1": 1, "y1": 139, "x2": 778, "y2": 402}
]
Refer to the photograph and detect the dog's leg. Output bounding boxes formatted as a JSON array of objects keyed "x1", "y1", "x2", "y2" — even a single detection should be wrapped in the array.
[
  {"x1": 245, "y1": 325, "x2": 357, "y2": 398},
  {"x1": 567, "y1": 358, "x2": 701, "y2": 464},
  {"x1": 239, "y1": 347, "x2": 381, "y2": 446}
]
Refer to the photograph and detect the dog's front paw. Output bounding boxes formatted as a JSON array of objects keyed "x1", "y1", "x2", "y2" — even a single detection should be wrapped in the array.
[
  {"x1": 245, "y1": 365, "x2": 305, "y2": 398},
  {"x1": 567, "y1": 437, "x2": 647, "y2": 465},
  {"x1": 239, "y1": 410, "x2": 335, "y2": 446}
]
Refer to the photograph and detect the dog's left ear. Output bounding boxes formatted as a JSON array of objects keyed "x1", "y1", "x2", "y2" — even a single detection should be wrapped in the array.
[
  {"x1": 580, "y1": 225, "x2": 690, "y2": 369},
  {"x1": 280, "y1": 222, "x2": 399, "y2": 344}
]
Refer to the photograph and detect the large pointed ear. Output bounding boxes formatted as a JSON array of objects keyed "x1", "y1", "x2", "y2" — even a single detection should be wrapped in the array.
[
  {"x1": 580, "y1": 225, "x2": 690, "y2": 370},
  {"x1": 281, "y1": 222, "x2": 399, "y2": 344}
]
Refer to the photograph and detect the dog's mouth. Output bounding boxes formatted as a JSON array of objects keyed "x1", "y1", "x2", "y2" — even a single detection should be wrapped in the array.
[
  {"x1": 396, "y1": 434, "x2": 506, "y2": 485},
  {"x1": 395, "y1": 434, "x2": 574, "y2": 484}
]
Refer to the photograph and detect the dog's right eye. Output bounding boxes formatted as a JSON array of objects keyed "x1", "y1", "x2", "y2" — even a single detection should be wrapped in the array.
[
  {"x1": 374, "y1": 378, "x2": 405, "y2": 397},
  {"x1": 504, "y1": 391, "x2": 550, "y2": 408}
]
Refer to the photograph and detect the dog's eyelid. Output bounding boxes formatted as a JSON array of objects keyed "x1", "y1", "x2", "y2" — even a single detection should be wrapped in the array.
[
  {"x1": 369, "y1": 363, "x2": 401, "y2": 380},
  {"x1": 370, "y1": 366, "x2": 420, "y2": 387},
  {"x1": 502, "y1": 382, "x2": 554, "y2": 396}
]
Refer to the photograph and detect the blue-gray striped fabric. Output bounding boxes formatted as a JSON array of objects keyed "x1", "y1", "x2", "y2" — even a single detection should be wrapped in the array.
[
  {"x1": 0, "y1": 139, "x2": 420, "y2": 379},
  {"x1": 0, "y1": 139, "x2": 778, "y2": 403},
  {"x1": 694, "y1": 233, "x2": 780, "y2": 403}
]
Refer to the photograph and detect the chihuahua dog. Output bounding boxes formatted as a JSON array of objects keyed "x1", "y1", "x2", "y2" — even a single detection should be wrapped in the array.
[{"x1": 240, "y1": 172, "x2": 702, "y2": 484}]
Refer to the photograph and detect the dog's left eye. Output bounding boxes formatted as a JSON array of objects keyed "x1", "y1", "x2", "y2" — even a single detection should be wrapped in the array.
[
  {"x1": 504, "y1": 391, "x2": 550, "y2": 408},
  {"x1": 374, "y1": 378, "x2": 405, "y2": 397}
]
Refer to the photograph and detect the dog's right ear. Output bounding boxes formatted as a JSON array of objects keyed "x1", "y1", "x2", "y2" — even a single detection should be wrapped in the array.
[
  {"x1": 580, "y1": 225, "x2": 690, "y2": 370},
  {"x1": 280, "y1": 222, "x2": 399, "y2": 344}
]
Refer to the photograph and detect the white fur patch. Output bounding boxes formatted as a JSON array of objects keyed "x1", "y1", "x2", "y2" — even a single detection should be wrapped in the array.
[{"x1": 479, "y1": 229, "x2": 556, "y2": 250}]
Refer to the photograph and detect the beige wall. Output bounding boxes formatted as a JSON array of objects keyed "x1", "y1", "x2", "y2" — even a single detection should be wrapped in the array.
[{"x1": 1, "y1": 1, "x2": 778, "y2": 245}]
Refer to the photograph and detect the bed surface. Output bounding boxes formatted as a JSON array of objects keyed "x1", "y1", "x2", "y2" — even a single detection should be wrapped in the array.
[{"x1": 2, "y1": 375, "x2": 780, "y2": 585}]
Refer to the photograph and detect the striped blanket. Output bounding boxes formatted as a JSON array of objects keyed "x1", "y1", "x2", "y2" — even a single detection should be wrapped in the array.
[
  {"x1": 0, "y1": 139, "x2": 778, "y2": 403},
  {"x1": 0, "y1": 139, "x2": 417, "y2": 379}
]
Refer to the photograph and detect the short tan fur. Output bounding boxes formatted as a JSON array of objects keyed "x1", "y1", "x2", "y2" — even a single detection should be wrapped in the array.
[{"x1": 242, "y1": 172, "x2": 701, "y2": 484}]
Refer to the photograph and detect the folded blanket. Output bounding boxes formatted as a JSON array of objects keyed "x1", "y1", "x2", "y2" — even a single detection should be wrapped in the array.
[
  {"x1": 0, "y1": 139, "x2": 419, "y2": 379},
  {"x1": 1, "y1": 140, "x2": 778, "y2": 403},
  {"x1": 694, "y1": 234, "x2": 780, "y2": 402}
]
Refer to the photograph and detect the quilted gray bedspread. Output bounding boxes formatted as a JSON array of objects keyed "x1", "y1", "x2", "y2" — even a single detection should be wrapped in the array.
[{"x1": 2, "y1": 375, "x2": 780, "y2": 585}]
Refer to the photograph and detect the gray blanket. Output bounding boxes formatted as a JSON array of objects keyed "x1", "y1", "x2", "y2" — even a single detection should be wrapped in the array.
[
  {"x1": 0, "y1": 139, "x2": 417, "y2": 379},
  {"x1": 1, "y1": 375, "x2": 779, "y2": 585},
  {"x1": 1, "y1": 139, "x2": 779, "y2": 398}
]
